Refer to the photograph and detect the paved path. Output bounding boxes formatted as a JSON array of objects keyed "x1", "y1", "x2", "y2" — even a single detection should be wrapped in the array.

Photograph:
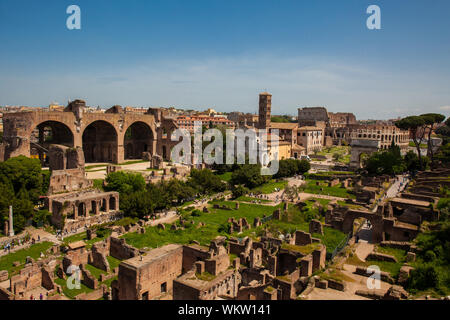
[{"x1": 0, "y1": 227, "x2": 60, "y2": 258}]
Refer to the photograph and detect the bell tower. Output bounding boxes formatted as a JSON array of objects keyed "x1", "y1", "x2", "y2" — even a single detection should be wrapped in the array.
[{"x1": 258, "y1": 92, "x2": 272, "y2": 129}]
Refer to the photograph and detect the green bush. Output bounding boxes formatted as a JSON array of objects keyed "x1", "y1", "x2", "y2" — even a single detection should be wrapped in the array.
[
  {"x1": 424, "y1": 250, "x2": 437, "y2": 262},
  {"x1": 408, "y1": 265, "x2": 439, "y2": 291}
]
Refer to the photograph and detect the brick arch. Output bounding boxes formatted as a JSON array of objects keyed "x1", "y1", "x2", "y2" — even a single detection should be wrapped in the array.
[
  {"x1": 342, "y1": 210, "x2": 383, "y2": 243},
  {"x1": 122, "y1": 121, "x2": 156, "y2": 159},
  {"x1": 82, "y1": 120, "x2": 119, "y2": 163}
]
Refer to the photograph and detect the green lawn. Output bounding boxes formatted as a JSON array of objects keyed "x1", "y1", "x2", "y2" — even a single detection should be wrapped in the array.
[
  {"x1": 251, "y1": 180, "x2": 288, "y2": 194},
  {"x1": 120, "y1": 160, "x2": 148, "y2": 165},
  {"x1": 217, "y1": 172, "x2": 232, "y2": 182},
  {"x1": 0, "y1": 241, "x2": 53, "y2": 275},
  {"x1": 316, "y1": 146, "x2": 351, "y2": 164},
  {"x1": 301, "y1": 180, "x2": 355, "y2": 199},
  {"x1": 236, "y1": 200, "x2": 346, "y2": 254},
  {"x1": 122, "y1": 201, "x2": 283, "y2": 249},
  {"x1": 346, "y1": 245, "x2": 407, "y2": 280},
  {"x1": 62, "y1": 230, "x2": 111, "y2": 249},
  {"x1": 85, "y1": 263, "x2": 107, "y2": 280},
  {"x1": 409, "y1": 141, "x2": 427, "y2": 148},
  {"x1": 54, "y1": 277, "x2": 94, "y2": 300},
  {"x1": 337, "y1": 201, "x2": 363, "y2": 210},
  {"x1": 106, "y1": 255, "x2": 122, "y2": 270}
]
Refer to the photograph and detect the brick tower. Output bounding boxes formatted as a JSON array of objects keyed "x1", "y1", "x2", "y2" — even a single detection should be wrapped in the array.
[{"x1": 258, "y1": 92, "x2": 272, "y2": 129}]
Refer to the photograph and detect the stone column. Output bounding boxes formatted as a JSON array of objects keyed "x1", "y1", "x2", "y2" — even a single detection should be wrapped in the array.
[
  {"x1": 105, "y1": 198, "x2": 110, "y2": 212},
  {"x1": 8, "y1": 205, "x2": 14, "y2": 237},
  {"x1": 73, "y1": 204, "x2": 78, "y2": 220}
]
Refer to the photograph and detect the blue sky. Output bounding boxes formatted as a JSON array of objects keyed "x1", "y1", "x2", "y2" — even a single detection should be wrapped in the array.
[{"x1": 0, "y1": 0, "x2": 449, "y2": 119}]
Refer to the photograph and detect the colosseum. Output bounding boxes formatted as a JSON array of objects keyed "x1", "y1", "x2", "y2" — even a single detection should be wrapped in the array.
[{"x1": 0, "y1": 100, "x2": 179, "y2": 164}]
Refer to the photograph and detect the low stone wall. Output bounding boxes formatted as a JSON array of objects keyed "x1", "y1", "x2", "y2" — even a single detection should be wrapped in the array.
[
  {"x1": 379, "y1": 241, "x2": 412, "y2": 251},
  {"x1": 0, "y1": 287, "x2": 14, "y2": 300},
  {"x1": 75, "y1": 286, "x2": 106, "y2": 300},
  {"x1": 327, "y1": 279, "x2": 346, "y2": 291},
  {"x1": 355, "y1": 289, "x2": 385, "y2": 300},
  {"x1": 354, "y1": 266, "x2": 394, "y2": 284},
  {"x1": 109, "y1": 236, "x2": 139, "y2": 260},
  {"x1": 366, "y1": 252, "x2": 398, "y2": 263}
]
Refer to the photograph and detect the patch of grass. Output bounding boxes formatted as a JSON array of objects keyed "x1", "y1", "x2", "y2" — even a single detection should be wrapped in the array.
[
  {"x1": 85, "y1": 164, "x2": 106, "y2": 170},
  {"x1": 345, "y1": 252, "x2": 368, "y2": 267},
  {"x1": 62, "y1": 232, "x2": 86, "y2": 245},
  {"x1": 122, "y1": 201, "x2": 283, "y2": 249},
  {"x1": 107, "y1": 256, "x2": 122, "y2": 270},
  {"x1": 0, "y1": 241, "x2": 53, "y2": 275},
  {"x1": 229, "y1": 253, "x2": 237, "y2": 264},
  {"x1": 375, "y1": 246, "x2": 407, "y2": 262},
  {"x1": 251, "y1": 180, "x2": 288, "y2": 194},
  {"x1": 365, "y1": 260, "x2": 403, "y2": 279},
  {"x1": 281, "y1": 242, "x2": 322, "y2": 255},
  {"x1": 54, "y1": 277, "x2": 94, "y2": 300},
  {"x1": 85, "y1": 264, "x2": 107, "y2": 280},
  {"x1": 120, "y1": 160, "x2": 148, "y2": 165},
  {"x1": 217, "y1": 172, "x2": 232, "y2": 182},
  {"x1": 93, "y1": 179, "x2": 104, "y2": 190},
  {"x1": 337, "y1": 201, "x2": 363, "y2": 210},
  {"x1": 320, "y1": 268, "x2": 355, "y2": 283},
  {"x1": 196, "y1": 272, "x2": 216, "y2": 281},
  {"x1": 265, "y1": 285, "x2": 275, "y2": 292},
  {"x1": 102, "y1": 276, "x2": 118, "y2": 288},
  {"x1": 301, "y1": 180, "x2": 355, "y2": 199}
]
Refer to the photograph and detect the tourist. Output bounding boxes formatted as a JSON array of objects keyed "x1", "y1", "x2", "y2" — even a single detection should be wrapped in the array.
[{"x1": 40, "y1": 293, "x2": 43, "y2": 300}]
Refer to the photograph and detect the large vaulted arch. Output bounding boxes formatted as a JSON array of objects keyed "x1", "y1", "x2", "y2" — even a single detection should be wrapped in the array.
[
  {"x1": 30, "y1": 120, "x2": 74, "y2": 166},
  {"x1": 124, "y1": 121, "x2": 154, "y2": 160},
  {"x1": 82, "y1": 120, "x2": 118, "y2": 163}
]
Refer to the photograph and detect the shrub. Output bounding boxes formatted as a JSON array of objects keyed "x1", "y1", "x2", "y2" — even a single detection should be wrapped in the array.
[
  {"x1": 408, "y1": 265, "x2": 439, "y2": 291},
  {"x1": 424, "y1": 250, "x2": 437, "y2": 262}
]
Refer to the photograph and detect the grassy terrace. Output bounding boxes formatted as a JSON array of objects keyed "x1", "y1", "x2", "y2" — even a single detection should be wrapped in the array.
[
  {"x1": 217, "y1": 172, "x2": 232, "y2": 182},
  {"x1": 0, "y1": 242, "x2": 53, "y2": 276},
  {"x1": 316, "y1": 146, "x2": 351, "y2": 164},
  {"x1": 266, "y1": 202, "x2": 347, "y2": 254},
  {"x1": 301, "y1": 179, "x2": 355, "y2": 199},
  {"x1": 54, "y1": 255, "x2": 122, "y2": 299},
  {"x1": 281, "y1": 242, "x2": 322, "y2": 255},
  {"x1": 122, "y1": 198, "x2": 346, "y2": 256},
  {"x1": 62, "y1": 229, "x2": 112, "y2": 249},
  {"x1": 251, "y1": 179, "x2": 287, "y2": 194},
  {"x1": 345, "y1": 245, "x2": 407, "y2": 279},
  {"x1": 122, "y1": 201, "x2": 283, "y2": 249}
]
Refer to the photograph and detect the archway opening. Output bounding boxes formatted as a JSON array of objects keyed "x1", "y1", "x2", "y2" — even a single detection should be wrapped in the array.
[
  {"x1": 109, "y1": 197, "x2": 116, "y2": 211},
  {"x1": 82, "y1": 121, "x2": 118, "y2": 163},
  {"x1": 30, "y1": 121, "x2": 74, "y2": 167},
  {"x1": 101, "y1": 199, "x2": 107, "y2": 212},
  {"x1": 124, "y1": 122, "x2": 154, "y2": 160},
  {"x1": 359, "y1": 152, "x2": 370, "y2": 168},
  {"x1": 354, "y1": 218, "x2": 373, "y2": 244},
  {"x1": 78, "y1": 202, "x2": 86, "y2": 217},
  {"x1": 91, "y1": 201, "x2": 97, "y2": 215}
]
